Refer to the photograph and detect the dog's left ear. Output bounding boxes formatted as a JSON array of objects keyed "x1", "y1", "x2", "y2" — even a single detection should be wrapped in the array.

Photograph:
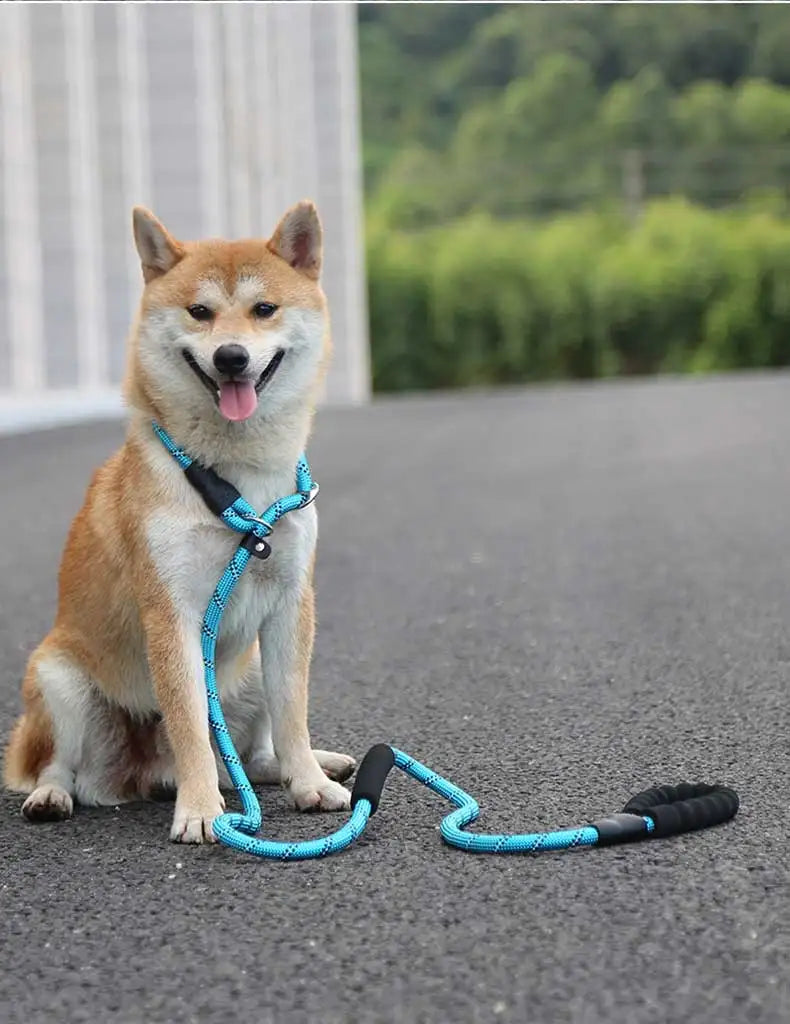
[{"x1": 267, "y1": 201, "x2": 322, "y2": 280}]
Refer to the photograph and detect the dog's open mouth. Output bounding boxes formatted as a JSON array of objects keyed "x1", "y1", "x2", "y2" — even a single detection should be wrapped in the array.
[{"x1": 181, "y1": 348, "x2": 285, "y2": 422}]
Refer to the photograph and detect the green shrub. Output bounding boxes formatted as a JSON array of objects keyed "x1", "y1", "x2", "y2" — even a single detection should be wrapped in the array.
[{"x1": 366, "y1": 199, "x2": 790, "y2": 391}]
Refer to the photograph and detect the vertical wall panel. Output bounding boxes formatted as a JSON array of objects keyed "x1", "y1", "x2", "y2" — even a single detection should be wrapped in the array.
[
  {"x1": 1, "y1": 4, "x2": 45, "y2": 393},
  {"x1": 272, "y1": 4, "x2": 319, "y2": 204},
  {"x1": 223, "y1": 5, "x2": 252, "y2": 239},
  {"x1": 244, "y1": 4, "x2": 264, "y2": 238},
  {"x1": 252, "y1": 3, "x2": 286, "y2": 236},
  {"x1": 118, "y1": 0, "x2": 151, "y2": 344},
  {"x1": 144, "y1": 5, "x2": 201, "y2": 238},
  {"x1": 94, "y1": 3, "x2": 130, "y2": 384},
  {"x1": 0, "y1": 68, "x2": 8, "y2": 389},
  {"x1": 193, "y1": 4, "x2": 225, "y2": 239},
  {"x1": 31, "y1": 4, "x2": 78, "y2": 389},
  {"x1": 311, "y1": 5, "x2": 370, "y2": 404},
  {"x1": 65, "y1": 3, "x2": 107, "y2": 388}
]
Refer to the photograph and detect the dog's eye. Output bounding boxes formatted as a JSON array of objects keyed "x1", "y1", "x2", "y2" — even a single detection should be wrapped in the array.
[
  {"x1": 252, "y1": 302, "x2": 278, "y2": 319},
  {"x1": 187, "y1": 304, "x2": 214, "y2": 322}
]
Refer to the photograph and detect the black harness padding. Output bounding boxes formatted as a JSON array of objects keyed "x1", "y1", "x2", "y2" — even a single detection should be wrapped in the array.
[{"x1": 184, "y1": 462, "x2": 242, "y2": 517}]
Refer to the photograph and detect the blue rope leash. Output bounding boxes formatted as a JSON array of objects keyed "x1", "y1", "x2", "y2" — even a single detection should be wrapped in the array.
[{"x1": 154, "y1": 422, "x2": 740, "y2": 861}]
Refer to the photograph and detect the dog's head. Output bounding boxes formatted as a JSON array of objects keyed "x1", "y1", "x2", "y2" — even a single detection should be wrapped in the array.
[{"x1": 127, "y1": 202, "x2": 329, "y2": 425}]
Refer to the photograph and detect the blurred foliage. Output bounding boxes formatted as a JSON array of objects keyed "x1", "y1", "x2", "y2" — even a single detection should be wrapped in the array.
[
  {"x1": 368, "y1": 201, "x2": 790, "y2": 391},
  {"x1": 359, "y1": 4, "x2": 790, "y2": 206},
  {"x1": 358, "y1": 5, "x2": 790, "y2": 390}
]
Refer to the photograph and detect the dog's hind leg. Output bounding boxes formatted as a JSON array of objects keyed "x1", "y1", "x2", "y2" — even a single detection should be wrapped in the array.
[{"x1": 4, "y1": 647, "x2": 88, "y2": 821}]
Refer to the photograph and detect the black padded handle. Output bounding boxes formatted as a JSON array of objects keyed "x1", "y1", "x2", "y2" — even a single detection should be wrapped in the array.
[
  {"x1": 351, "y1": 744, "x2": 396, "y2": 815},
  {"x1": 622, "y1": 782, "x2": 739, "y2": 838}
]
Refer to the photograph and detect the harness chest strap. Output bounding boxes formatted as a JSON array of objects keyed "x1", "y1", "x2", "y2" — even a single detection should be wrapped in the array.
[{"x1": 152, "y1": 420, "x2": 317, "y2": 559}]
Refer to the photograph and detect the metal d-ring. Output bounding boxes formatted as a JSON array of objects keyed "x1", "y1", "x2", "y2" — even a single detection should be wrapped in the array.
[
  {"x1": 299, "y1": 482, "x2": 320, "y2": 508},
  {"x1": 239, "y1": 511, "x2": 274, "y2": 536}
]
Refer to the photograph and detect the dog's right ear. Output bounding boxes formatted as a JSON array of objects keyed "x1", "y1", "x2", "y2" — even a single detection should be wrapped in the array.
[{"x1": 132, "y1": 207, "x2": 185, "y2": 283}]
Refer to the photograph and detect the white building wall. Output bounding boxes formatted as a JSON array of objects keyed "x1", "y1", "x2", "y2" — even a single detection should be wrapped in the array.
[{"x1": 0, "y1": 2, "x2": 369, "y2": 433}]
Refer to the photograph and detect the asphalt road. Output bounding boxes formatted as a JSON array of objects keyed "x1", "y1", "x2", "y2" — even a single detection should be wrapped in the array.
[{"x1": 2, "y1": 374, "x2": 789, "y2": 1024}]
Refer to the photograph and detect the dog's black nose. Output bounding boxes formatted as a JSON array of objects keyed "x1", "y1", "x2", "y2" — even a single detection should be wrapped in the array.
[{"x1": 213, "y1": 344, "x2": 250, "y2": 376}]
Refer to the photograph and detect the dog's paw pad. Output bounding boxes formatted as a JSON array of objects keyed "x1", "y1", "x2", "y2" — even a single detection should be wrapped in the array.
[{"x1": 22, "y1": 785, "x2": 73, "y2": 822}]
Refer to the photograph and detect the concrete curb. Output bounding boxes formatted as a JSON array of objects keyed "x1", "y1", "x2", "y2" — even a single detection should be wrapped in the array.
[{"x1": 0, "y1": 389, "x2": 125, "y2": 436}]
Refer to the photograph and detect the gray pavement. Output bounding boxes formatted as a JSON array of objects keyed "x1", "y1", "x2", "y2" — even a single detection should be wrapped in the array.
[{"x1": 1, "y1": 374, "x2": 789, "y2": 1024}]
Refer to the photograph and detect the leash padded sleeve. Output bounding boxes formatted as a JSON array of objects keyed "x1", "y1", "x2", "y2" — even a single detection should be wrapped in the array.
[
  {"x1": 622, "y1": 782, "x2": 739, "y2": 837},
  {"x1": 351, "y1": 744, "x2": 396, "y2": 816},
  {"x1": 184, "y1": 462, "x2": 242, "y2": 516}
]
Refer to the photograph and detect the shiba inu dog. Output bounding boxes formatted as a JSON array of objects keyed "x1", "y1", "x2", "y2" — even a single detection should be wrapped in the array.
[{"x1": 3, "y1": 201, "x2": 356, "y2": 843}]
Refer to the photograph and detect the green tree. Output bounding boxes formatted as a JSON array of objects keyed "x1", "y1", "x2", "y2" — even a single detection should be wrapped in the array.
[
  {"x1": 600, "y1": 66, "x2": 673, "y2": 148},
  {"x1": 733, "y1": 78, "x2": 790, "y2": 142},
  {"x1": 450, "y1": 53, "x2": 604, "y2": 216},
  {"x1": 672, "y1": 81, "x2": 734, "y2": 146},
  {"x1": 611, "y1": 5, "x2": 758, "y2": 88},
  {"x1": 751, "y1": 9, "x2": 790, "y2": 85}
]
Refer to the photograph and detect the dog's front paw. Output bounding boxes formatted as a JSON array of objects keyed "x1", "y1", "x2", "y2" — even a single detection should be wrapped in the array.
[
  {"x1": 290, "y1": 776, "x2": 351, "y2": 813},
  {"x1": 22, "y1": 784, "x2": 74, "y2": 822},
  {"x1": 170, "y1": 792, "x2": 225, "y2": 844}
]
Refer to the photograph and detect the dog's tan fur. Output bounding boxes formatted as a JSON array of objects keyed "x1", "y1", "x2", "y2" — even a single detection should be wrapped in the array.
[{"x1": 3, "y1": 202, "x2": 355, "y2": 842}]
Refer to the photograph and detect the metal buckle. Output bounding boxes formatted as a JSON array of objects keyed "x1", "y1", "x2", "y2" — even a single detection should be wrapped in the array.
[
  {"x1": 299, "y1": 482, "x2": 320, "y2": 508},
  {"x1": 239, "y1": 512, "x2": 273, "y2": 536}
]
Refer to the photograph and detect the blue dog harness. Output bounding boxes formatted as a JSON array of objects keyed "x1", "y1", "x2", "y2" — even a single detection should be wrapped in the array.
[{"x1": 154, "y1": 422, "x2": 740, "y2": 860}]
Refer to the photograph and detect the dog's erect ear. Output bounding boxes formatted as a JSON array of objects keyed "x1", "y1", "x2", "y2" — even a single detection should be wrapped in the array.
[
  {"x1": 267, "y1": 200, "x2": 322, "y2": 280},
  {"x1": 132, "y1": 207, "x2": 185, "y2": 283}
]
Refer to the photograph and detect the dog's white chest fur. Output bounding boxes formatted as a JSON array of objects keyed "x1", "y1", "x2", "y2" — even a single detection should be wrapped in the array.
[{"x1": 144, "y1": 441, "x2": 317, "y2": 661}]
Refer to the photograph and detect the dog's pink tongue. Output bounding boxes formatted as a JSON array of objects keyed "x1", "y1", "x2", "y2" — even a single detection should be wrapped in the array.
[{"x1": 218, "y1": 381, "x2": 258, "y2": 422}]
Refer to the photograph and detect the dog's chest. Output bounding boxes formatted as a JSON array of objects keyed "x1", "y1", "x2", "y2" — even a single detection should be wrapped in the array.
[{"x1": 146, "y1": 501, "x2": 315, "y2": 651}]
